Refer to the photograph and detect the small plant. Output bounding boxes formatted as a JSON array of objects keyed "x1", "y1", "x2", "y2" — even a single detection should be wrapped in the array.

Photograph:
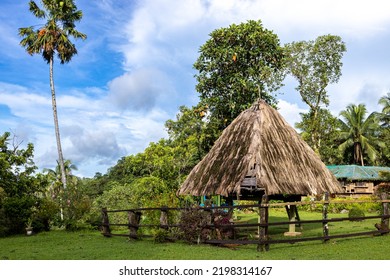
[
  {"x1": 153, "y1": 229, "x2": 170, "y2": 243},
  {"x1": 348, "y1": 207, "x2": 365, "y2": 221},
  {"x1": 25, "y1": 218, "x2": 33, "y2": 229},
  {"x1": 25, "y1": 218, "x2": 34, "y2": 236}
]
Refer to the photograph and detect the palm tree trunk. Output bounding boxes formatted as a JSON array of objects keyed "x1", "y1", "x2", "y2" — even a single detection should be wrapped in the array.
[
  {"x1": 49, "y1": 56, "x2": 67, "y2": 191},
  {"x1": 354, "y1": 142, "x2": 364, "y2": 166}
]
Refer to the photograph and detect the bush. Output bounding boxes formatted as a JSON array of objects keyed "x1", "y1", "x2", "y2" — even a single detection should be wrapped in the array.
[
  {"x1": 153, "y1": 229, "x2": 170, "y2": 243},
  {"x1": 2, "y1": 196, "x2": 35, "y2": 235},
  {"x1": 300, "y1": 195, "x2": 381, "y2": 214},
  {"x1": 34, "y1": 198, "x2": 59, "y2": 232},
  {"x1": 348, "y1": 207, "x2": 365, "y2": 221},
  {"x1": 179, "y1": 208, "x2": 212, "y2": 243},
  {"x1": 0, "y1": 208, "x2": 10, "y2": 237},
  {"x1": 213, "y1": 210, "x2": 235, "y2": 240}
]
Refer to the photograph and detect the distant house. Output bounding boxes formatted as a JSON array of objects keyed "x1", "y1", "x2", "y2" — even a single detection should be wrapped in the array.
[{"x1": 327, "y1": 165, "x2": 390, "y2": 195}]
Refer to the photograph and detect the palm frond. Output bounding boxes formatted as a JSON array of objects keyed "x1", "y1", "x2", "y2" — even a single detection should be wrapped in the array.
[{"x1": 29, "y1": 1, "x2": 46, "y2": 18}]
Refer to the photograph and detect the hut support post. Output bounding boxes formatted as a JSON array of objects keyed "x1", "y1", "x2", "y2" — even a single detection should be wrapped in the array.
[
  {"x1": 380, "y1": 192, "x2": 389, "y2": 234},
  {"x1": 128, "y1": 210, "x2": 141, "y2": 239},
  {"x1": 257, "y1": 195, "x2": 269, "y2": 252},
  {"x1": 160, "y1": 206, "x2": 169, "y2": 230},
  {"x1": 101, "y1": 207, "x2": 111, "y2": 237},
  {"x1": 284, "y1": 205, "x2": 302, "y2": 236},
  {"x1": 323, "y1": 192, "x2": 330, "y2": 242}
]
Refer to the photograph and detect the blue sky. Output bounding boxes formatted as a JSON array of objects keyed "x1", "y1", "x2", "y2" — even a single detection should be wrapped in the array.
[{"x1": 1, "y1": 0, "x2": 389, "y2": 177}]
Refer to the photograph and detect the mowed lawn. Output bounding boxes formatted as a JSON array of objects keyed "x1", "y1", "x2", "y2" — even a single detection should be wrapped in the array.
[{"x1": 1, "y1": 210, "x2": 390, "y2": 260}]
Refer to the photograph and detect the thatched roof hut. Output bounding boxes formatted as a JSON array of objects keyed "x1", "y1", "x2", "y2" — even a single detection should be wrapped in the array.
[{"x1": 178, "y1": 99, "x2": 341, "y2": 198}]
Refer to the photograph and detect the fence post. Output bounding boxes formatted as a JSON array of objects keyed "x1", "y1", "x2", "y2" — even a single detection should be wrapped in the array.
[
  {"x1": 128, "y1": 210, "x2": 141, "y2": 239},
  {"x1": 257, "y1": 194, "x2": 269, "y2": 252},
  {"x1": 322, "y1": 192, "x2": 329, "y2": 242},
  {"x1": 380, "y1": 192, "x2": 389, "y2": 234},
  {"x1": 160, "y1": 206, "x2": 169, "y2": 230},
  {"x1": 101, "y1": 207, "x2": 111, "y2": 237}
]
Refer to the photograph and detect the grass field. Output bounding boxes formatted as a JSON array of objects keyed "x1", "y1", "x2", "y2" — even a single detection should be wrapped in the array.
[{"x1": 1, "y1": 210, "x2": 390, "y2": 260}]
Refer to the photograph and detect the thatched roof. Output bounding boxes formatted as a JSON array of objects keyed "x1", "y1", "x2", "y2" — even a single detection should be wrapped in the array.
[{"x1": 178, "y1": 99, "x2": 341, "y2": 197}]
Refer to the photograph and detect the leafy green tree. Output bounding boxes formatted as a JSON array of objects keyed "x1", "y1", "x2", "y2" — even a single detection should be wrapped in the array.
[
  {"x1": 89, "y1": 177, "x2": 178, "y2": 231},
  {"x1": 165, "y1": 103, "x2": 214, "y2": 160},
  {"x1": 0, "y1": 132, "x2": 46, "y2": 235},
  {"x1": 295, "y1": 108, "x2": 343, "y2": 164},
  {"x1": 43, "y1": 159, "x2": 88, "y2": 228},
  {"x1": 19, "y1": 0, "x2": 87, "y2": 190},
  {"x1": 338, "y1": 104, "x2": 384, "y2": 166},
  {"x1": 286, "y1": 35, "x2": 346, "y2": 153},
  {"x1": 194, "y1": 20, "x2": 286, "y2": 128},
  {"x1": 90, "y1": 138, "x2": 188, "y2": 213}
]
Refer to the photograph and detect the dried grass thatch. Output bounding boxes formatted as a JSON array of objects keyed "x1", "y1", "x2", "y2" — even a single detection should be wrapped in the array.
[{"x1": 178, "y1": 99, "x2": 341, "y2": 197}]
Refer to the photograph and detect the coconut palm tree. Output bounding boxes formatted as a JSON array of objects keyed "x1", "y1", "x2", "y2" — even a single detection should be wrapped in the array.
[
  {"x1": 19, "y1": 0, "x2": 86, "y2": 190},
  {"x1": 44, "y1": 159, "x2": 78, "y2": 220},
  {"x1": 378, "y1": 92, "x2": 390, "y2": 128},
  {"x1": 338, "y1": 104, "x2": 384, "y2": 166}
]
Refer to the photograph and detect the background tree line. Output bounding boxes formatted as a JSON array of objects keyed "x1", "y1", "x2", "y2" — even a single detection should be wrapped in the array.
[{"x1": 1, "y1": 19, "x2": 389, "y2": 236}]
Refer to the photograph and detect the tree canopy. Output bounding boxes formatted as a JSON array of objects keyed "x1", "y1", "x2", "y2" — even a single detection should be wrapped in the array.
[
  {"x1": 19, "y1": 0, "x2": 87, "y2": 64},
  {"x1": 194, "y1": 20, "x2": 286, "y2": 128},
  {"x1": 338, "y1": 104, "x2": 384, "y2": 166},
  {"x1": 286, "y1": 35, "x2": 346, "y2": 152}
]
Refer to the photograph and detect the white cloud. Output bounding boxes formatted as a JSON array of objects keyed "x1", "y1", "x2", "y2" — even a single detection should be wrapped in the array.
[
  {"x1": 107, "y1": 68, "x2": 174, "y2": 111},
  {"x1": 327, "y1": 71, "x2": 390, "y2": 116},
  {"x1": 0, "y1": 81, "x2": 169, "y2": 177},
  {"x1": 277, "y1": 99, "x2": 308, "y2": 128}
]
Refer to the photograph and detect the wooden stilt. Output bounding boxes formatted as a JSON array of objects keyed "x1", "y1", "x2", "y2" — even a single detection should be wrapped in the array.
[
  {"x1": 284, "y1": 205, "x2": 302, "y2": 237},
  {"x1": 258, "y1": 194, "x2": 269, "y2": 252}
]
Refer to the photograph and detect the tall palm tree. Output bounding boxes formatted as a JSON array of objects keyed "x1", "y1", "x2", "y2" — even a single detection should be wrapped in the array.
[
  {"x1": 338, "y1": 104, "x2": 383, "y2": 166},
  {"x1": 378, "y1": 92, "x2": 390, "y2": 128},
  {"x1": 19, "y1": 0, "x2": 86, "y2": 190}
]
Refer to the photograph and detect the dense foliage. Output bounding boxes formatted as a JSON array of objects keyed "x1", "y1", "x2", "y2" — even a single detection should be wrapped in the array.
[
  {"x1": 194, "y1": 20, "x2": 286, "y2": 129},
  {"x1": 0, "y1": 132, "x2": 51, "y2": 236},
  {"x1": 4, "y1": 17, "x2": 389, "y2": 237}
]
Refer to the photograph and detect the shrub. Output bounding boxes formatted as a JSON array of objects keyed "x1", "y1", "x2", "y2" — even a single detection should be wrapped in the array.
[
  {"x1": 34, "y1": 198, "x2": 59, "y2": 232},
  {"x1": 2, "y1": 195, "x2": 35, "y2": 235},
  {"x1": 348, "y1": 207, "x2": 365, "y2": 221},
  {"x1": 300, "y1": 195, "x2": 381, "y2": 214},
  {"x1": 213, "y1": 210, "x2": 235, "y2": 240},
  {"x1": 179, "y1": 208, "x2": 212, "y2": 243},
  {"x1": 153, "y1": 229, "x2": 170, "y2": 243}
]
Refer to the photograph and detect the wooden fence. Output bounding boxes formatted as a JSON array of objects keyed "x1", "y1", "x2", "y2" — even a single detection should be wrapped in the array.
[{"x1": 101, "y1": 193, "x2": 390, "y2": 251}]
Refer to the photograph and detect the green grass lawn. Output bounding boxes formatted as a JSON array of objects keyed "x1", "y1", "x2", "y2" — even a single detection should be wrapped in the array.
[{"x1": 1, "y1": 210, "x2": 390, "y2": 260}]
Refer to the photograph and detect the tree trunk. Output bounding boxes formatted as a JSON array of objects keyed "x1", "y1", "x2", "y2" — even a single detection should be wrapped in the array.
[
  {"x1": 49, "y1": 56, "x2": 67, "y2": 191},
  {"x1": 354, "y1": 142, "x2": 364, "y2": 166},
  {"x1": 310, "y1": 108, "x2": 320, "y2": 154}
]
